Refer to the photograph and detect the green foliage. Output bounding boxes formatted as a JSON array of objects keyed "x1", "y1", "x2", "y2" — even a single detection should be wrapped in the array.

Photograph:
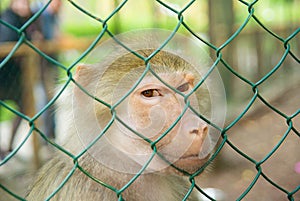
[{"x1": 0, "y1": 100, "x2": 18, "y2": 122}]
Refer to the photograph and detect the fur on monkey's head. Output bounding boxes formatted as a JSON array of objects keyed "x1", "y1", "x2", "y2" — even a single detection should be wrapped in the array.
[{"x1": 74, "y1": 49, "x2": 211, "y2": 130}]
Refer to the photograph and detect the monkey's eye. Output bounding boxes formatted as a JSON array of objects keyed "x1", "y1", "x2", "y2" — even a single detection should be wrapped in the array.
[
  {"x1": 141, "y1": 89, "x2": 161, "y2": 98},
  {"x1": 176, "y1": 83, "x2": 189, "y2": 92}
]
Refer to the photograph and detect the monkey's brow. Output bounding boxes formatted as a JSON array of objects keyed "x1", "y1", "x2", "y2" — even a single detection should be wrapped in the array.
[{"x1": 165, "y1": 73, "x2": 187, "y2": 84}]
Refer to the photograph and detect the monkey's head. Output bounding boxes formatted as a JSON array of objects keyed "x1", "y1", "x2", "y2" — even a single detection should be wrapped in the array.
[{"x1": 73, "y1": 48, "x2": 223, "y2": 175}]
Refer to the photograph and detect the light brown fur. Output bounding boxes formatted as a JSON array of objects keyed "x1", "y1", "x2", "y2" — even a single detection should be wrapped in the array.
[{"x1": 26, "y1": 50, "x2": 211, "y2": 201}]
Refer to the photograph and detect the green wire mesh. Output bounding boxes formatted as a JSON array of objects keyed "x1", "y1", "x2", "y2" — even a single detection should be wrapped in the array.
[{"x1": 0, "y1": 0, "x2": 299, "y2": 200}]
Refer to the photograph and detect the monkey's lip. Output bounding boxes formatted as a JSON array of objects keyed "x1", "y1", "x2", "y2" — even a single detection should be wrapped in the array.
[
  {"x1": 163, "y1": 153, "x2": 210, "y2": 163},
  {"x1": 178, "y1": 154, "x2": 210, "y2": 162},
  {"x1": 174, "y1": 154, "x2": 210, "y2": 169},
  {"x1": 158, "y1": 153, "x2": 210, "y2": 174}
]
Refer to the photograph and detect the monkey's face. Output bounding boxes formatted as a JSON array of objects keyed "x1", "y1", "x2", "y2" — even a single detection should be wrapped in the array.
[
  {"x1": 73, "y1": 47, "x2": 226, "y2": 175},
  {"x1": 115, "y1": 71, "x2": 210, "y2": 174}
]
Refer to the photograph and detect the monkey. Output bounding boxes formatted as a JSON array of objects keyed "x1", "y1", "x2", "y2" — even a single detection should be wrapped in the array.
[{"x1": 26, "y1": 48, "x2": 219, "y2": 201}]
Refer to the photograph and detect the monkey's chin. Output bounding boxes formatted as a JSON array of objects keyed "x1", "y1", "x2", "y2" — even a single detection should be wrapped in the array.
[{"x1": 165, "y1": 154, "x2": 210, "y2": 176}]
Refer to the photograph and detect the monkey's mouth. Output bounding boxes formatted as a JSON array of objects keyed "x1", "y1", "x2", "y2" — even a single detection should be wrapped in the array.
[
  {"x1": 172, "y1": 154, "x2": 210, "y2": 174},
  {"x1": 178, "y1": 153, "x2": 210, "y2": 163}
]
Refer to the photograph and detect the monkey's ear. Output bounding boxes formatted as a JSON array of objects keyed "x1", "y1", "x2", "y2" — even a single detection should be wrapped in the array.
[
  {"x1": 73, "y1": 64, "x2": 96, "y2": 102},
  {"x1": 74, "y1": 64, "x2": 100, "y2": 87},
  {"x1": 74, "y1": 64, "x2": 91, "y2": 85}
]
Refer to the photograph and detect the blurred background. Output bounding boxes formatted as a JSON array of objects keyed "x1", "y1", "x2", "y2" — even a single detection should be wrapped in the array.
[{"x1": 0, "y1": 0, "x2": 299, "y2": 200}]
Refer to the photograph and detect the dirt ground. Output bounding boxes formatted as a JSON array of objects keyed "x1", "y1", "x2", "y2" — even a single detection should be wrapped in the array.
[{"x1": 197, "y1": 83, "x2": 300, "y2": 200}]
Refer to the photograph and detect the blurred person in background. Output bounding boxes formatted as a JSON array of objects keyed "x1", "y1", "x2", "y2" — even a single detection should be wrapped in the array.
[
  {"x1": 0, "y1": 0, "x2": 34, "y2": 155},
  {"x1": 32, "y1": 0, "x2": 62, "y2": 140},
  {"x1": 0, "y1": 0, "x2": 32, "y2": 42},
  {"x1": 38, "y1": 0, "x2": 62, "y2": 41}
]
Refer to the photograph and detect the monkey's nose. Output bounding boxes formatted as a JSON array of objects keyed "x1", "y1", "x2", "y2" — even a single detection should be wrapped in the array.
[{"x1": 189, "y1": 125, "x2": 208, "y2": 136}]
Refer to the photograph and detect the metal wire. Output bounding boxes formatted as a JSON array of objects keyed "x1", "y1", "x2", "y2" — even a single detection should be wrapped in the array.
[{"x1": 0, "y1": 0, "x2": 299, "y2": 200}]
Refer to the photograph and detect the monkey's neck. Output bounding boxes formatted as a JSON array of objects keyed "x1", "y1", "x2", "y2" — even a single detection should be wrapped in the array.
[
  {"x1": 62, "y1": 132, "x2": 199, "y2": 200},
  {"x1": 78, "y1": 154, "x2": 195, "y2": 201}
]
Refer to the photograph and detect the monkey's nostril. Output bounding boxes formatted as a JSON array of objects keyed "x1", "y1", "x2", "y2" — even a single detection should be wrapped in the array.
[
  {"x1": 189, "y1": 125, "x2": 208, "y2": 136},
  {"x1": 202, "y1": 125, "x2": 208, "y2": 135},
  {"x1": 190, "y1": 129, "x2": 199, "y2": 135}
]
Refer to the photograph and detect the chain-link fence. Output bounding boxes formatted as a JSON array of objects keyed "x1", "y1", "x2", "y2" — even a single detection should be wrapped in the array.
[{"x1": 0, "y1": 0, "x2": 299, "y2": 200}]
